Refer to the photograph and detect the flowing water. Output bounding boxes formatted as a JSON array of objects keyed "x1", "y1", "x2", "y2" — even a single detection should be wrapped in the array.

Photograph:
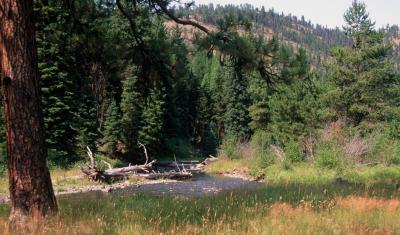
[{"x1": 60, "y1": 174, "x2": 261, "y2": 202}]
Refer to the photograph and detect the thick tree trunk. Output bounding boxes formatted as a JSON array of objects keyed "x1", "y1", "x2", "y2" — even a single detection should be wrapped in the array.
[{"x1": 0, "y1": 0, "x2": 57, "y2": 222}]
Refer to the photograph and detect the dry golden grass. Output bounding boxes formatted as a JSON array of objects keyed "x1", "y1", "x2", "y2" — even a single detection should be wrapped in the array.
[
  {"x1": 0, "y1": 167, "x2": 101, "y2": 197},
  {"x1": 0, "y1": 196, "x2": 399, "y2": 235},
  {"x1": 0, "y1": 177, "x2": 7, "y2": 197},
  {"x1": 206, "y1": 157, "x2": 253, "y2": 175}
]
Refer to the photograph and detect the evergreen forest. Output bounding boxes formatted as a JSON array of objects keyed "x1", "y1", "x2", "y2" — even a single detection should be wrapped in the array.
[
  {"x1": 2, "y1": 1, "x2": 397, "y2": 171},
  {"x1": 1, "y1": 1, "x2": 400, "y2": 233}
]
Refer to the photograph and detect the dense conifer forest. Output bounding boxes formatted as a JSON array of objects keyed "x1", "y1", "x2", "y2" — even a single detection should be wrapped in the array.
[
  {"x1": 2, "y1": 0, "x2": 400, "y2": 232},
  {"x1": 1, "y1": 1, "x2": 399, "y2": 172}
]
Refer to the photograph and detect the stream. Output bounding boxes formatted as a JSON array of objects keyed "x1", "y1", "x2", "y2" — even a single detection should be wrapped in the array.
[{"x1": 60, "y1": 174, "x2": 261, "y2": 202}]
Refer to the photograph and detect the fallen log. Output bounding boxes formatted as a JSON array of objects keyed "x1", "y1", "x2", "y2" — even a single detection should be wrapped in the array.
[
  {"x1": 103, "y1": 160, "x2": 156, "y2": 175},
  {"x1": 81, "y1": 145, "x2": 207, "y2": 182},
  {"x1": 82, "y1": 161, "x2": 156, "y2": 181},
  {"x1": 202, "y1": 155, "x2": 218, "y2": 165},
  {"x1": 154, "y1": 162, "x2": 200, "y2": 169},
  {"x1": 155, "y1": 160, "x2": 200, "y2": 166},
  {"x1": 81, "y1": 165, "x2": 105, "y2": 182},
  {"x1": 138, "y1": 172, "x2": 192, "y2": 180}
]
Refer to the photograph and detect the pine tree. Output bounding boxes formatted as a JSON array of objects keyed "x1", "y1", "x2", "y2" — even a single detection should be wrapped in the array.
[
  {"x1": 165, "y1": 27, "x2": 193, "y2": 139},
  {"x1": 75, "y1": 92, "x2": 100, "y2": 155},
  {"x1": 223, "y1": 64, "x2": 250, "y2": 140},
  {"x1": 197, "y1": 91, "x2": 219, "y2": 156},
  {"x1": 138, "y1": 83, "x2": 166, "y2": 158},
  {"x1": 1, "y1": 0, "x2": 58, "y2": 220},
  {"x1": 120, "y1": 66, "x2": 142, "y2": 159},
  {"x1": 249, "y1": 47, "x2": 321, "y2": 145},
  {"x1": 190, "y1": 51, "x2": 222, "y2": 154},
  {"x1": 269, "y1": 75, "x2": 320, "y2": 144},
  {"x1": 249, "y1": 72, "x2": 270, "y2": 131},
  {"x1": 102, "y1": 99, "x2": 122, "y2": 157},
  {"x1": 36, "y1": 1, "x2": 78, "y2": 163},
  {"x1": 343, "y1": 0, "x2": 376, "y2": 49},
  {"x1": 324, "y1": 1, "x2": 400, "y2": 128}
]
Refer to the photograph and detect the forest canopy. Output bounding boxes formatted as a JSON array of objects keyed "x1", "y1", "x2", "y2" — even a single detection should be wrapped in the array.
[{"x1": 0, "y1": 0, "x2": 399, "y2": 172}]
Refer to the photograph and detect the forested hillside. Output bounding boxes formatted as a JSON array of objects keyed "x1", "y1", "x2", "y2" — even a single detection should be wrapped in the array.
[
  {"x1": 0, "y1": 1, "x2": 399, "y2": 171},
  {"x1": 177, "y1": 4, "x2": 351, "y2": 65},
  {"x1": 174, "y1": 4, "x2": 400, "y2": 67}
]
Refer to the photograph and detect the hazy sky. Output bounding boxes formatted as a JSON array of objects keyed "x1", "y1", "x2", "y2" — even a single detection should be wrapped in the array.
[{"x1": 193, "y1": 0, "x2": 399, "y2": 28}]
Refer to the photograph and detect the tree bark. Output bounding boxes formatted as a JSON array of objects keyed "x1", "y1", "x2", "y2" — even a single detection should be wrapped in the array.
[{"x1": 0, "y1": 0, "x2": 57, "y2": 222}]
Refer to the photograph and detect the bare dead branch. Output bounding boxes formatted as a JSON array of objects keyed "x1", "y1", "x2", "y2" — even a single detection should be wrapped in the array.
[
  {"x1": 138, "y1": 142, "x2": 149, "y2": 165},
  {"x1": 101, "y1": 160, "x2": 113, "y2": 170},
  {"x1": 154, "y1": 0, "x2": 210, "y2": 34},
  {"x1": 86, "y1": 146, "x2": 95, "y2": 167}
]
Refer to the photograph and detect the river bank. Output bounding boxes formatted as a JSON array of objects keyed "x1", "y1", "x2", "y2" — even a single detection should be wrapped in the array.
[
  {"x1": 0, "y1": 164, "x2": 259, "y2": 204},
  {"x1": 1, "y1": 173, "x2": 400, "y2": 234},
  {"x1": 1, "y1": 159, "x2": 400, "y2": 234}
]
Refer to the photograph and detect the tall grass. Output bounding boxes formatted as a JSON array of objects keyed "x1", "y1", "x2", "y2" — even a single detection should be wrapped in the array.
[{"x1": 1, "y1": 180, "x2": 399, "y2": 234}]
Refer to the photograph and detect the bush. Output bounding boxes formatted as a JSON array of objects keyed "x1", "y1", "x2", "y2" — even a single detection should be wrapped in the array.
[
  {"x1": 285, "y1": 141, "x2": 304, "y2": 163},
  {"x1": 316, "y1": 143, "x2": 341, "y2": 169},
  {"x1": 47, "y1": 148, "x2": 74, "y2": 169},
  {"x1": 249, "y1": 131, "x2": 275, "y2": 168},
  {"x1": 257, "y1": 146, "x2": 275, "y2": 168},
  {"x1": 280, "y1": 158, "x2": 292, "y2": 170},
  {"x1": 250, "y1": 131, "x2": 272, "y2": 148},
  {"x1": 367, "y1": 132, "x2": 397, "y2": 165},
  {"x1": 343, "y1": 134, "x2": 370, "y2": 165},
  {"x1": 221, "y1": 137, "x2": 241, "y2": 160},
  {"x1": 388, "y1": 141, "x2": 400, "y2": 165}
]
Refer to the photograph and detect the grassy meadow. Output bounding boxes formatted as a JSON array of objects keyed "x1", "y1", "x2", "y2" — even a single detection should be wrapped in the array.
[
  {"x1": 0, "y1": 168, "x2": 96, "y2": 198},
  {"x1": 1, "y1": 125, "x2": 400, "y2": 234},
  {"x1": 0, "y1": 161, "x2": 400, "y2": 234},
  {"x1": 0, "y1": 179, "x2": 399, "y2": 234}
]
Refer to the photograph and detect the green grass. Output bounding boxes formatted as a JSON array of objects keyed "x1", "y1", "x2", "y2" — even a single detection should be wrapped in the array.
[
  {"x1": 1, "y1": 159, "x2": 400, "y2": 234},
  {"x1": 1, "y1": 178, "x2": 400, "y2": 234},
  {"x1": 0, "y1": 167, "x2": 103, "y2": 197},
  {"x1": 207, "y1": 157, "x2": 400, "y2": 185}
]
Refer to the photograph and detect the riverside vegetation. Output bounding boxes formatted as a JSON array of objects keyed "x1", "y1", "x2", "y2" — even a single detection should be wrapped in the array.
[
  {"x1": 1, "y1": 0, "x2": 400, "y2": 234},
  {"x1": 0, "y1": 172, "x2": 400, "y2": 234}
]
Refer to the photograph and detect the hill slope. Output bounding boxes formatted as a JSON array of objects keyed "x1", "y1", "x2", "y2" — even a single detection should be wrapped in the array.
[{"x1": 170, "y1": 4, "x2": 400, "y2": 66}]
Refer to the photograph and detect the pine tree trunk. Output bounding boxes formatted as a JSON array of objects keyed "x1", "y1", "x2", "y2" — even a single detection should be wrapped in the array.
[{"x1": 0, "y1": 0, "x2": 57, "y2": 222}]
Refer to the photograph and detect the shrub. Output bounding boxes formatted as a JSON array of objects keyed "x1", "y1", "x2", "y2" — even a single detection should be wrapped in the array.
[
  {"x1": 257, "y1": 146, "x2": 275, "y2": 168},
  {"x1": 343, "y1": 135, "x2": 370, "y2": 164},
  {"x1": 280, "y1": 158, "x2": 292, "y2": 170},
  {"x1": 388, "y1": 141, "x2": 400, "y2": 165},
  {"x1": 366, "y1": 133, "x2": 400, "y2": 165},
  {"x1": 250, "y1": 131, "x2": 272, "y2": 149},
  {"x1": 316, "y1": 143, "x2": 341, "y2": 169},
  {"x1": 249, "y1": 132, "x2": 274, "y2": 168},
  {"x1": 221, "y1": 137, "x2": 241, "y2": 160},
  {"x1": 285, "y1": 141, "x2": 304, "y2": 163},
  {"x1": 47, "y1": 148, "x2": 73, "y2": 169},
  {"x1": 303, "y1": 133, "x2": 317, "y2": 162}
]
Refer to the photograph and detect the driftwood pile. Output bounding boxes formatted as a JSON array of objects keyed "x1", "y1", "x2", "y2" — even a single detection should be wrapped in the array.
[{"x1": 81, "y1": 146, "x2": 217, "y2": 182}]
